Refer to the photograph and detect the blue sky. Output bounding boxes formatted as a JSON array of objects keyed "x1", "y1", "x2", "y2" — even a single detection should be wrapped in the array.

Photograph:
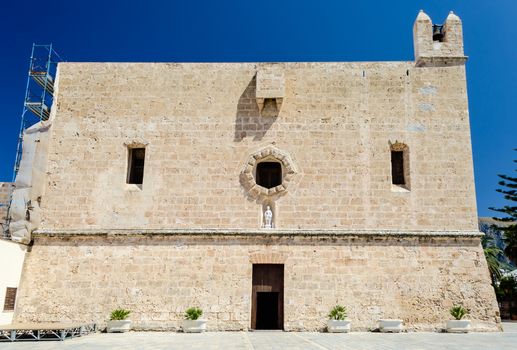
[{"x1": 0, "y1": 0, "x2": 515, "y2": 217}]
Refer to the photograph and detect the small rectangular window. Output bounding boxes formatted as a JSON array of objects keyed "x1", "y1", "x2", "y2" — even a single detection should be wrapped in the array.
[
  {"x1": 3, "y1": 287, "x2": 17, "y2": 311},
  {"x1": 391, "y1": 150, "x2": 405, "y2": 185},
  {"x1": 127, "y1": 148, "x2": 146, "y2": 185}
]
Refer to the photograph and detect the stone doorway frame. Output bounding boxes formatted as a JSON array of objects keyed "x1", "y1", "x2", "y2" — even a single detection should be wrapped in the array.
[{"x1": 251, "y1": 264, "x2": 284, "y2": 330}]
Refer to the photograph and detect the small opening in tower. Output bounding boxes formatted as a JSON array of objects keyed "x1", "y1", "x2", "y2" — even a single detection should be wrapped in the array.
[
  {"x1": 391, "y1": 151, "x2": 405, "y2": 185},
  {"x1": 432, "y1": 24, "x2": 445, "y2": 42},
  {"x1": 127, "y1": 147, "x2": 146, "y2": 185},
  {"x1": 256, "y1": 162, "x2": 282, "y2": 189}
]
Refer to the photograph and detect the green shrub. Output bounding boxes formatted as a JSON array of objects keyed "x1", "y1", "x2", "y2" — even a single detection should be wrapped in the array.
[
  {"x1": 328, "y1": 305, "x2": 347, "y2": 320},
  {"x1": 496, "y1": 276, "x2": 517, "y2": 301},
  {"x1": 185, "y1": 307, "x2": 203, "y2": 320},
  {"x1": 110, "y1": 308, "x2": 131, "y2": 321},
  {"x1": 450, "y1": 305, "x2": 468, "y2": 320}
]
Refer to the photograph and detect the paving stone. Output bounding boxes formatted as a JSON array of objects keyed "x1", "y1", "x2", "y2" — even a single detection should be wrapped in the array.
[{"x1": 1, "y1": 323, "x2": 517, "y2": 350}]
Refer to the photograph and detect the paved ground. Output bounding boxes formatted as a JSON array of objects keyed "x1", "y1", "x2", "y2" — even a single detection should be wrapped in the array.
[{"x1": 2, "y1": 322, "x2": 516, "y2": 349}]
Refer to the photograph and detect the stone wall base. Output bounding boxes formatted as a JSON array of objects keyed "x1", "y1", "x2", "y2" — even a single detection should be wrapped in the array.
[{"x1": 14, "y1": 233, "x2": 501, "y2": 331}]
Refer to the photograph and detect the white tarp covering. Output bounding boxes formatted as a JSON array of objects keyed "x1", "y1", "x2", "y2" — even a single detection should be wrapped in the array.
[{"x1": 9, "y1": 122, "x2": 50, "y2": 244}]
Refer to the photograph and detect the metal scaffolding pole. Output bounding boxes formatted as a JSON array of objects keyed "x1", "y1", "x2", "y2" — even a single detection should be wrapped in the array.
[{"x1": 3, "y1": 44, "x2": 63, "y2": 238}]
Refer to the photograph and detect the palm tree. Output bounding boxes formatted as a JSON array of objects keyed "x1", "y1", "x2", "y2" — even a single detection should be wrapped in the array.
[{"x1": 482, "y1": 235, "x2": 504, "y2": 284}]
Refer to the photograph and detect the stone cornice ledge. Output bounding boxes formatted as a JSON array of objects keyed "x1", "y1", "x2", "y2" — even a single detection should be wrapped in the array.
[{"x1": 33, "y1": 228, "x2": 483, "y2": 238}]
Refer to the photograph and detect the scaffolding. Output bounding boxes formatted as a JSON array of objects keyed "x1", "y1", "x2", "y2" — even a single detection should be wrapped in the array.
[
  {"x1": 3, "y1": 44, "x2": 63, "y2": 239},
  {"x1": 12, "y1": 44, "x2": 63, "y2": 180}
]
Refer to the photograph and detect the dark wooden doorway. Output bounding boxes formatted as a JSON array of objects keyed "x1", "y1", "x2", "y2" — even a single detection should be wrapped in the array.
[{"x1": 251, "y1": 264, "x2": 284, "y2": 330}]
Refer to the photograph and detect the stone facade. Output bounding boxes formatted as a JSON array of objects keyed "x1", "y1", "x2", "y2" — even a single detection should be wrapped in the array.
[
  {"x1": 38, "y1": 60, "x2": 476, "y2": 231},
  {"x1": 15, "y1": 234, "x2": 499, "y2": 331},
  {"x1": 0, "y1": 182, "x2": 13, "y2": 230},
  {"x1": 12, "y1": 11, "x2": 501, "y2": 331}
]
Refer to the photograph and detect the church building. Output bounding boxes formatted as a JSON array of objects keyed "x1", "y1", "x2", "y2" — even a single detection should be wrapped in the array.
[{"x1": 3, "y1": 11, "x2": 500, "y2": 331}]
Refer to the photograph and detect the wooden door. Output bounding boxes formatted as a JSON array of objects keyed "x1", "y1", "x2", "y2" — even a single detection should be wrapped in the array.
[{"x1": 251, "y1": 264, "x2": 284, "y2": 330}]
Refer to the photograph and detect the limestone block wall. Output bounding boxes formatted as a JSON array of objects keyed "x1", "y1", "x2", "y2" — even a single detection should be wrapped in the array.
[
  {"x1": 14, "y1": 234, "x2": 500, "y2": 331},
  {"x1": 0, "y1": 182, "x2": 13, "y2": 228},
  {"x1": 39, "y1": 62, "x2": 477, "y2": 232},
  {"x1": 413, "y1": 11, "x2": 465, "y2": 64}
]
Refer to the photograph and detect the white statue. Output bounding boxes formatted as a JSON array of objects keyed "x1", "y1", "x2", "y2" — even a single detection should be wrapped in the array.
[{"x1": 264, "y1": 206, "x2": 273, "y2": 229}]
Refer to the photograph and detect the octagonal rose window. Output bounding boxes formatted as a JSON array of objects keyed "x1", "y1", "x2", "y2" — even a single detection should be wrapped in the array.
[{"x1": 240, "y1": 146, "x2": 297, "y2": 199}]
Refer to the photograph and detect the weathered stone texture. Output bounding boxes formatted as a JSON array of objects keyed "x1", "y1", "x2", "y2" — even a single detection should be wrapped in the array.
[
  {"x1": 14, "y1": 235, "x2": 499, "y2": 331},
  {"x1": 0, "y1": 182, "x2": 13, "y2": 227},
  {"x1": 40, "y1": 61, "x2": 476, "y2": 232},
  {"x1": 13, "y1": 11, "x2": 496, "y2": 332}
]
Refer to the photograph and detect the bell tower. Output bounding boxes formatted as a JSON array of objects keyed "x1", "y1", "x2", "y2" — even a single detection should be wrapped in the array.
[{"x1": 413, "y1": 10, "x2": 467, "y2": 66}]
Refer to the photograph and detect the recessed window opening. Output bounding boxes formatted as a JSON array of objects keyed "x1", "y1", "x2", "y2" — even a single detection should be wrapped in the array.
[
  {"x1": 391, "y1": 150, "x2": 405, "y2": 185},
  {"x1": 432, "y1": 24, "x2": 445, "y2": 42},
  {"x1": 256, "y1": 162, "x2": 282, "y2": 189},
  {"x1": 127, "y1": 148, "x2": 146, "y2": 185}
]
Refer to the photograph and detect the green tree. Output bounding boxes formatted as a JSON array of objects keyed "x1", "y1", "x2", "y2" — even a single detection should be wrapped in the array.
[
  {"x1": 481, "y1": 235, "x2": 504, "y2": 284},
  {"x1": 490, "y1": 149, "x2": 517, "y2": 265},
  {"x1": 495, "y1": 275, "x2": 517, "y2": 302}
]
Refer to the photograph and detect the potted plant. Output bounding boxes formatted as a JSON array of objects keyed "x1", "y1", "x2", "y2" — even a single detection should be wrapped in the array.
[
  {"x1": 107, "y1": 308, "x2": 132, "y2": 333},
  {"x1": 183, "y1": 307, "x2": 207, "y2": 333},
  {"x1": 446, "y1": 305, "x2": 470, "y2": 333},
  {"x1": 327, "y1": 305, "x2": 351, "y2": 332},
  {"x1": 378, "y1": 319, "x2": 403, "y2": 333}
]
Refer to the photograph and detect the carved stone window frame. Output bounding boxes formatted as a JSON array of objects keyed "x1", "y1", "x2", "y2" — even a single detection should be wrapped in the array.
[{"x1": 240, "y1": 146, "x2": 297, "y2": 200}]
